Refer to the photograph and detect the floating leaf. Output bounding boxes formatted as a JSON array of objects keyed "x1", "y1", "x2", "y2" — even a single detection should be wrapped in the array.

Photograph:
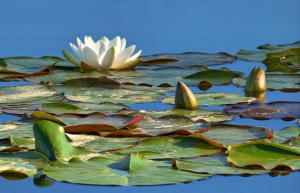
[
  {"x1": 162, "y1": 92, "x2": 255, "y2": 106},
  {"x1": 43, "y1": 153, "x2": 210, "y2": 186},
  {"x1": 283, "y1": 137, "x2": 300, "y2": 151},
  {"x1": 227, "y1": 140, "x2": 300, "y2": 170},
  {"x1": 135, "y1": 108, "x2": 233, "y2": 122},
  {"x1": 107, "y1": 67, "x2": 207, "y2": 87},
  {"x1": 82, "y1": 137, "x2": 140, "y2": 152},
  {"x1": 25, "y1": 70, "x2": 106, "y2": 84},
  {"x1": 56, "y1": 112, "x2": 142, "y2": 133},
  {"x1": 233, "y1": 73, "x2": 300, "y2": 92},
  {"x1": 127, "y1": 114, "x2": 209, "y2": 136},
  {"x1": 175, "y1": 154, "x2": 268, "y2": 175},
  {"x1": 2, "y1": 102, "x2": 127, "y2": 116},
  {"x1": 0, "y1": 151, "x2": 48, "y2": 177},
  {"x1": 200, "y1": 123, "x2": 272, "y2": 145},
  {"x1": 0, "y1": 122, "x2": 34, "y2": 139},
  {"x1": 0, "y1": 85, "x2": 56, "y2": 106},
  {"x1": 237, "y1": 41, "x2": 300, "y2": 62},
  {"x1": 184, "y1": 69, "x2": 243, "y2": 86},
  {"x1": 117, "y1": 136, "x2": 223, "y2": 159},
  {"x1": 64, "y1": 85, "x2": 172, "y2": 104},
  {"x1": 60, "y1": 77, "x2": 121, "y2": 88},
  {"x1": 224, "y1": 101, "x2": 300, "y2": 120},
  {"x1": 139, "y1": 52, "x2": 236, "y2": 68},
  {"x1": 0, "y1": 56, "x2": 77, "y2": 75},
  {"x1": 272, "y1": 127, "x2": 300, "y2": 143},
  {"x1": 263, "y1": 48, "x2": 300, "y2": 73}
]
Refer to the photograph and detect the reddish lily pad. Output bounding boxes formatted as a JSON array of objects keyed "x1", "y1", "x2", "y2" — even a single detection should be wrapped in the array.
[{"x1": 224, "y1": 101, "x2": 300, "y2": 121}]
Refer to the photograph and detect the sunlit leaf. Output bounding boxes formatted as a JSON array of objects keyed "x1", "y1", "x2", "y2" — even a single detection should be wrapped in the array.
[{"x1": 227, "y1": 140, "x2": 300, "y2": 170}]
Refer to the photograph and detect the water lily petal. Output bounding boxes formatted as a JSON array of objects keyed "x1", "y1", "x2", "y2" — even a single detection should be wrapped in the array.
[
  {"x1": 82, "y1": 46, "x2": 100, "y2": 68},
  {"x1": 111, "y1": 58, "x2": 142, "y2": 70},
  {"x1": 121, "y1": 38, "x2": 126, "y2": 51},
  {"x1": 70, "y1": 43, "x2": 83, "y2": 60},
  {"x1": 63, "y1": 50, "x2": 80, "y2": 65},
  {"x1": 101, "y1": 36, "x2": 109, "y2": 43},
  {"x1": 126, "y1": 49, "x2": 142, "y2": 62},
  {"x1": 114, "y1": 45, "x2": 136, "y2": 67},
  {"x1": 77, "y1": 37, "x2": 85, "y2": 53},
  {"x1": 114, "y1": 36, "x2": 122, "y2": 56},
  {"x1": 101, "y1": 46, "x2": 116, "y2": 69}
]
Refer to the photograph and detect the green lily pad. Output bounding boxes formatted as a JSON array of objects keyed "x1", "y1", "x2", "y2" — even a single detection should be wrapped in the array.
[
  {"x1": 263, "y1": 48, "x2": 300, "y2": 73},
  {"x1": 43, "y1": 153, "x2": 210, "y2": 186},
  {"x1": 184, "y1": 69, "x2": 243, "y2": 86},
  {"x1": 233, "y1": 73, "x2": 300, "y2": 92},
  {"x1": 0, "y1": 121, "x2": 34, "y2": 139},
  {"x1": 0, "y1": 56, "x2": 77, "y2": 74},
  {"x1": 227, "y1": 140, "x2": 300, "y2": 170},
  {"x1": 139, "y1": 52, "x2": 236, "y2": 68},
  {"x1": 0, "y1": 85, "x2": 57, "y2": 106},
  {"x1": 283, "y1": 137, "x2": 300, "y2": 151},
  {"x1": 25, "y1": 70, "x2": 107, "y2": 84},
  {"x1": 272, "y1": 127, "x2": 300, "y2": 143},
  {"x1": 107, "y1": 67, "x2": 207, "y2": 87},
  {"x1": 237, "y1": 41, "x2": 300, "y2": 62},
  {"x1": 64, "y1": 85, "x2": 172, "y2": 104},
  {"x1": 117, "y1": 136, "x2": 222, "y2": 159},
  {"x1": 131, "y1": 109, "x2": 233, "y2": 122},
  {"x1": 60, "y1": 77, "x2": 121, "y2": 88},
  {"x1": 55, "y1": 112, "x2": 141, "y2": 130},
  {"x1": 224, "y1": 101, "x2": 300, "y2": 120},
  {"x1": 129, "y1": 114, "x2": 209, "y2": 136},
  {"x1": 80, "y1": 136, "x2": 140, "y2": 152},
  {"x1": 161, "y1": 92, "x2": 255, "y2": 106},
  {"x1": 2, "y1": 102, "x2": 127, "y2": 116},
  {"x1": 8, "y1": 136, "x2": 35, "y2": 150},
  {"x1": 201, "y1": 123, "x2": 272, "y2": 145},
  {"x1": 175, "y1": 154, "x2": 268, "y2": 175},
  {"x1": 0, "y1": 151, "x2": 48, "y2": 177}
]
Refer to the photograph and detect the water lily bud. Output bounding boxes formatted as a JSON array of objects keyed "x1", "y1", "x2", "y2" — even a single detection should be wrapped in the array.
[
  {"x1": 175, "y1": 81, "x2": 198, "y2": 110},
  {"x1": 245, "y1": 67, "x2": 266, "y2": 93},
  {"x1": 245, "y1": 90, "x2": 266, "y2": 103}
]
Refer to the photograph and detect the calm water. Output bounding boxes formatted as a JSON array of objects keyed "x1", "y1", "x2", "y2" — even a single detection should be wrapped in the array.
[{"x1": 0, "y1": 0, "x2": 300, "y2": 193}]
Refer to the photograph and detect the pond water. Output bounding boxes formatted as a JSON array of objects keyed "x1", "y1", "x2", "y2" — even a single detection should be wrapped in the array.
[{"x1": 0, "y1": 0, "x2": 300, "y2": 193}]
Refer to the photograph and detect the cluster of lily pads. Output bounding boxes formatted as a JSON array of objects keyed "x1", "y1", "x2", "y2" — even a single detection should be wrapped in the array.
[{"x1": 0, "y1": 37, "x2": 299, "y2": 186}]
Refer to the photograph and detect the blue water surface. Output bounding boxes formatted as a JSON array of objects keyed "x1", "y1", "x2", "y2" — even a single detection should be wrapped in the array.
[{"x1": 0, "y1": 0, "x2": 300, "y2": 193}]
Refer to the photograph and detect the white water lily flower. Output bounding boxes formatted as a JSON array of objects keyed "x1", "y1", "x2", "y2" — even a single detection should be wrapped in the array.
[{"x1": 64, "y1": 36, "x2": 142, "y2": 70}]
